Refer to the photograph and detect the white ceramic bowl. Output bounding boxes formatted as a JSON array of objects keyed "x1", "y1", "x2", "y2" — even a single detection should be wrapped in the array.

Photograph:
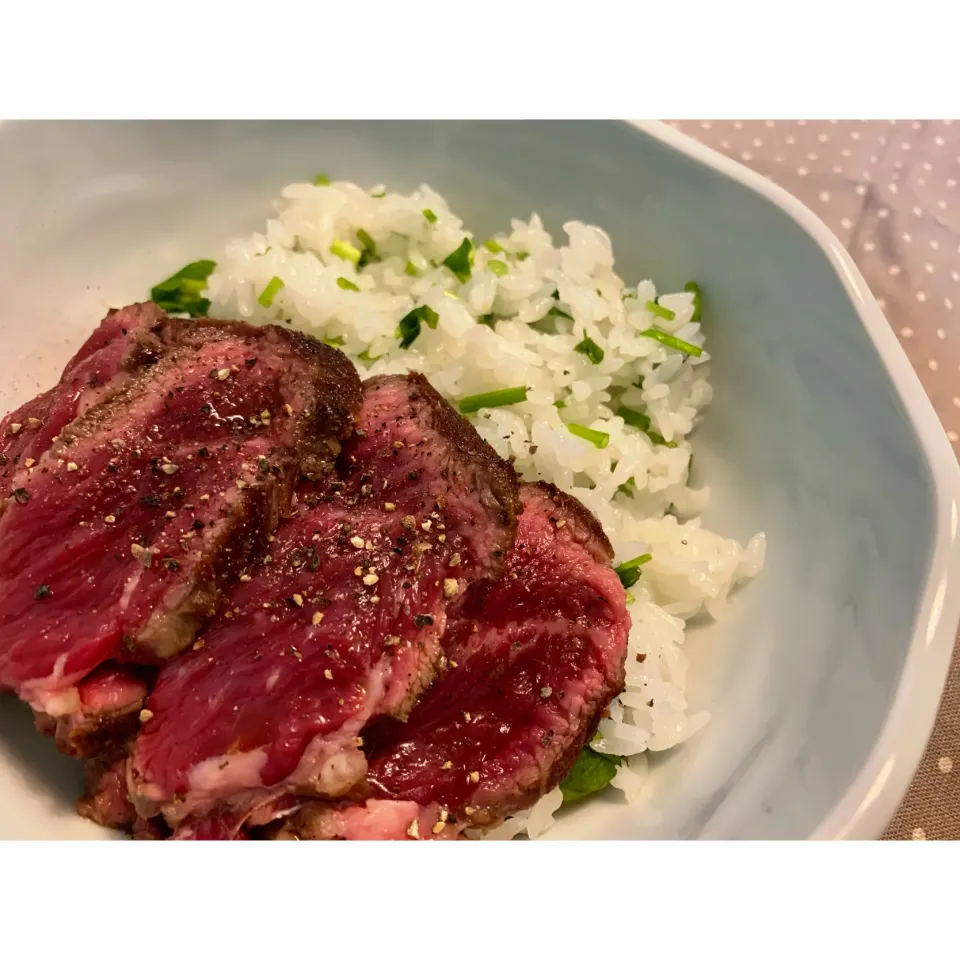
[{"x1": 1, "y1": 120, "x2": 958, "y2": 839}]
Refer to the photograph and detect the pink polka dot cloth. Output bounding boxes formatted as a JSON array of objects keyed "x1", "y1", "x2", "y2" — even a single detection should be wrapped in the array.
[{"x1": 672, "y1": 120, "x2": 960, "y2": 841}]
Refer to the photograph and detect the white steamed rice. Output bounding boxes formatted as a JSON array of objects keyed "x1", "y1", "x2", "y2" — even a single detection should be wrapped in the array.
[{"x1": 205, "y1": 177, "x2": 766, "y2": 839}]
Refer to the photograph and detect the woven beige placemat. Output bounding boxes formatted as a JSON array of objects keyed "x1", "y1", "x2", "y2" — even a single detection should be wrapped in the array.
[{"x1": 671, "y1": 120, "x2": 960, "y2": 840}]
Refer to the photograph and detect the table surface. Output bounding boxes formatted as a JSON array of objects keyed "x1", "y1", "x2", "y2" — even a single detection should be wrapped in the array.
[{"x1": 672, "y1": 120, "x2": 959, "y2": 840}]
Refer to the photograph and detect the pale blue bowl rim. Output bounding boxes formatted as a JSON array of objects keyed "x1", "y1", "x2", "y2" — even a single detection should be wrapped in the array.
[{"x1": 628, "y1": 120, "x2": 960, "y2": 840}]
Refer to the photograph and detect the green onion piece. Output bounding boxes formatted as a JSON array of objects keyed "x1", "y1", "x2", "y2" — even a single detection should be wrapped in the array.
[
  {"x1": 370, "y1": 189, "x2": 386, "y2": 198},
  {"x1": 515, "y1": 251, "x2": 530, "y2": 262},
  {"x1": 313, "y1": 173, "x2": 331, "y2": 186},
  {"x1": 645, "y1": 299, "x2": 676, "y2": 322},
  {"x1": 567, "y1": 423, "x2": 609, "y2": 449},
  {"x1": 553, "y1": 399, "x2": 566, "y2": 409},
  {"x1": 357, "y1": 348, "x2": 380, "y2": 362},
  {"x1": 559, "y1": 746, "x2": 623, "y2": 804},
  {"x1": 336, "y1": 277, "x2": 360, "y2": 292},
  {"x1": 617, "y1": 476, "x2": 637, "y2": 498},
  {"x1": 322, "y1": 336, "x2": 345, "y2": 347},
  {"x1": 488, "y1": 259, "x2": 508, "y2": 277},
  {"x1": 258, "y1": 276, "x2": 284, "y2": 308},
  {"x1": 684, "y1": 280, "x2": 702, "y2": 323},
  {"x1": 477, "y1": 314, "x2": 497, "y2": 328},
  {"x1": 653, "y1": 433, "x2": 678, "y2": 449},
  {"x1": 548, "y1": 305, "x2": 573, "y2": 321},
  {"x1": 458, "y1": 386, "x2": 528, "y2": 415},
  {"x1": 396, "y1": 305, "x2": 439, "y2": 349},
  {"x1": 574, "y1": 334, "x2": 604, "y2": 364},
  {"x1": 404, "y1": 261, "x2": 419, "y2": 277},
  {"x1": 356, "y1": 229, "x2": 376, "y2": 256},
  {"x1": 614, "y1": 553, "x2": 652, "y2": 589},
  {"x1": 484, "y1": 238, "x2": 503, "y2": 253},
  {"x1": 442, "y1": 238, "x2": 474, "y2": 284},
  {"x1": 640, "y1": 328, "x2": 703, "y2": 357},
  {"x1": 422, "y1": 208, "x2": 438, "y2": 224},
  {"x1": 330, "y1": 239, "x2": 362, "y2": 264},
  {"x1": 149, "y1": 259, "x2": 217, "y2": 317},
  {"x1": 616, "y1": 406, "x2": 677, "y2": 447},
  {"x1": 617, "y1": 406, "x2": 652, "y2": 432}
]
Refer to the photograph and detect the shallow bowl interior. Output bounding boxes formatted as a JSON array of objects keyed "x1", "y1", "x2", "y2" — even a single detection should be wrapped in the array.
[{"x1": 0, "y1": 120, "x2": 954, "y2": 840}]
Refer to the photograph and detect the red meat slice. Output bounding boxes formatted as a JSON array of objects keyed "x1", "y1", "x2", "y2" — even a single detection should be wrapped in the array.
[
  {"x1": 276, "y1": 483, "x2": 629, "y2": 841},
  {"x1": 128, "y1": 373, "x2": 520, "y2": 835},
  {"x1": 0, "y1": 303, "x2": 176, "y2": 491},
  {"x1": 0, "y1": 310, "x2": 361, "y2": 716},
  {"x1": 33, "y1": 663, "x2": 149, "y2": 758}
]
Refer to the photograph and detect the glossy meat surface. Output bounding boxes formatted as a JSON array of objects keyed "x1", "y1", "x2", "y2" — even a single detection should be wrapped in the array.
[
  {"x1": 0, "y1": 310, "x2": 361, "y2": 713},
  {"x1": 279, "y1": 483, "x2": 630, "y2": 840},
  {"x1": 130, "y1": 374, "x2": 520, "y2": 832}
]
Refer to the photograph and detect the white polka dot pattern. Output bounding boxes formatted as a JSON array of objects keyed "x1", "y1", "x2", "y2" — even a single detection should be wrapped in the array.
[
  {"x1": 670, "y1": 120, "x2": 960, "y2": 842},
  {"x1": 671, "y1": 120, "x2": 960, "y2": 453}
]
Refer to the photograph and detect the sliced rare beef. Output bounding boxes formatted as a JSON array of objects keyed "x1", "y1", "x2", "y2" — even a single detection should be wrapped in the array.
[
  {"x1": 273, "y1": 483, "x2": 629, "y2": 841},
  {"x1": 127, "y1": 374, "x2": 521, "y2": 837},
  {"x1": 0, "y1": 309, "x2": 362, "y2": 717},
  {"x1": 76, "y1": 755, "x2": 140, "y2": 832},
  {"x1": 0, "y1": 303, "x2": 176, "y2": 490},
  {"x1": 33, "y1": 664, "x2": 149, "y2": 758}
]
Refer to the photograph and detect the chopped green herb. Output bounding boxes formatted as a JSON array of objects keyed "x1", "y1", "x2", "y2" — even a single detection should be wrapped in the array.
[
  {"x1": 617, "y1": 476, "x2": 637, "y2": 498},
  {"x1": 321, "y1": 336, "x2": 345, "y2": 347},
  {"x1": 442, "y1": 238, "x2": 474, "y2": 283},
  {"x1": 149, "y1": 259, "x2": 217, "y2": 317},
  {"x1": 356, "y1": 228, "x2": 378, "y2": 267},
  {"x1": 458, "y1": 386, "x2": 528, "y2": 415},
  {"x1": 258, "y1": 276, "x2": 284, "y2": 308},
  {"x1": 685, "y1": 280, "x2": 703, "y2": 323},
  {"x1": 614, "y1": 553, "x2": 652, "y2": 589},
  {"x1": 404, "y1": 261, "x2": 419, "y2": 277},
  {"x1": 488, "y1": 259, "x2": 508, "y2": 277},
  {"x1": 617, "y1": 407, "x2": 652, "y2": 432},
  {"x1": 397, "y1": 305, "x2": 439, "y2": 349},
  {"x1": 567, "y1": 423, "x2": 609, "y2": 449},
  {"x1": 645, "y1": 299, "x2": 676, "y2": 322},
  {"x1": 370, "y1": 189, "x2": 386, "y2": 198},
  {"x1": 616, "y1": 406, "x2": 677, "y2": 447},
  {"x1": 255, "y1": 246, "x2": 271, "y2": 258},
  {"x1": 330, "y1": 239, "x2": 362, "y2": 264},
  {"x1": 477, "y1": 314, "x2": 497, "y2": 328},
  {"x1": 574, "y1": 334, "x2": 604, "y2": 364},
  {"x1": 336, "y1": 277, "x2": 360, "y2": 292},
  {"x1": 559, "y1": 746, "x2": 623, "y2": 804},
  {"x1": 553, "y1": 399, "x2": 566, "y2": 409},
  {"x1": 357, "y1": 348, "x2": 380, "y2": 362},
  {"x1": 422, "y1": 208, "x2": 438, "y2": 224},
  {"x1": 640, "y1": 328, "x2": 703, "y2": 357},
  {"x1": 483, "y1": 238, "x2": 504, "y2": 253},
  {"x1": 514, "y1": 251, "x2": 530, "y2": 262},
  {"x1": 548, "y1": 305, "x2": 574, "y2": 321},
  {"x1": 313, "y1": 173, "x2": 331, "y2": 186}
]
